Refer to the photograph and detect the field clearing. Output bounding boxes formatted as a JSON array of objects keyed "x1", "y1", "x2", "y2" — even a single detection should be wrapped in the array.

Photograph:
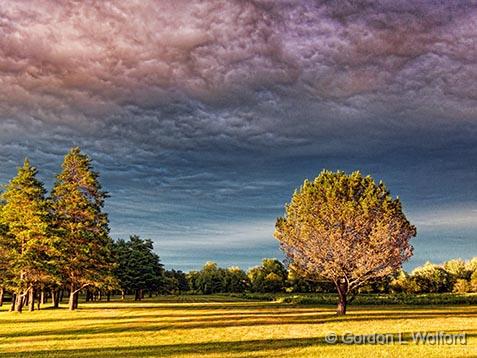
[{"x1": 0, "y1": 296, "x2": 476, "y2": 357}]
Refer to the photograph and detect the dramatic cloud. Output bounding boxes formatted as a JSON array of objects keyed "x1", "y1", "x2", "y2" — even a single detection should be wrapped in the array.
[{"x1": 0, "y1": 1, "x2": 476, "y2": 269}]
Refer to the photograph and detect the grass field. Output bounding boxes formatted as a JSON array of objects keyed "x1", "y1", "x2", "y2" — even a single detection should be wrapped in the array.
[{"x1": 0, "y1": 295, "x2": 476, "y2": 357}]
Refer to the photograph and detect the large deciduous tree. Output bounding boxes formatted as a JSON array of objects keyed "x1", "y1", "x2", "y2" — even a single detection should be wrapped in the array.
[
  {"x1": 0, "y1": 160, "x2": 55, "y2": 312},
  {"x1": 51, "y1": 148, "x2": 115, "y2": 310},
  {"x1": 274, "y1": 170, "x2": 416, "y2": 314}
]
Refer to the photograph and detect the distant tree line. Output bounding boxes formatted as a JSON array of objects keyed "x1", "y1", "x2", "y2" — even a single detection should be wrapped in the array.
[{"x1": 159, "y1": 257, "x2": 477, "y2": 296}]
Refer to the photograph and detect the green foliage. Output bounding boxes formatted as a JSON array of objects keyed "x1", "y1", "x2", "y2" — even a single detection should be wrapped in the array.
[
  {"x1": 113, "y1": 235, "x2": 164, "y2": 298},
  {"x1": 248, "y1": 258, "x2": 287, "y2": 293},
  {"x1": 237, "y1": 292, "x2": 477, "y2": 306},
  {"x1": 275, "y1": 170, "x2": 416, "y2": 313},
  {"x1": 286, "y1": 268, "x2": 335, "y2": 293},
  {"x1": 470, "y1": 271, "x2": 477, "y2": 293},
  {"x1": 444, "y1": 258, "x2": 470, "y2": 280},
  {"x1": 50, "y1": 148, "x2": 115, "y2": 307},
  {"x1": 193, "y1": 262, "x2": 226, "y2": 294},
  {"x1": 453, "y1": 279, "x2": 471, "y2": 294},
  {"x1": 0, "y1": 160, "x2": 56, "y2": 297},
  {"x1": 163, "y1": 269, "x2": 189, "y2": 294},
  {"x1": 411, "y1": 262, "x2": 453, "y2": 293},
  {"x1": 185, "y1": 263, "x2": 249, "y2": 294},
  {"x1": 224, "y1": 266, "x2": 249, "y2": 293}
]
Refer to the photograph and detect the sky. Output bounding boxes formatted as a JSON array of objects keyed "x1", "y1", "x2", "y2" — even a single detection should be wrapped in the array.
[{"x1": 0, "y1": 0, "x2": 476, "y2": 271}]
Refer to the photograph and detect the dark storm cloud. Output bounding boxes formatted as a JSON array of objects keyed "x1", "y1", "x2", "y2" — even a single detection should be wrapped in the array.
[{"x1": 0, "y1": 0, "x2": 476, "y2": 269}]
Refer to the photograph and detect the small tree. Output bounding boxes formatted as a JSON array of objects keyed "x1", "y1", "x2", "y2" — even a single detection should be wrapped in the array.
[
  {"x1": 163, "y1": 269, "x2": 189, "y2": 294},
  {"x1": 411, "y1": 262, "x2": 452, "y2": 293},
  {"x1": 275, "y1": 170, "x2": 416, "y2": 314},
  {"x1": 196, "y1": 262, "x2": 225, "y2": 294},
  {"x1": 248, "y1": 258, "x2": 287, "y2": 293},
  {"x1": 224, "y1": 267, "x2": 249, "y2": 293},
  {"x1": 444, "y1": 259, "x2": 470, "y2": 281}
]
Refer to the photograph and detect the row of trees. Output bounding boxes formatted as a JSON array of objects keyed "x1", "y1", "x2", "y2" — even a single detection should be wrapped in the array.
[
  {"x1": 0, "y1": 148, "x2": 114, "y2": 311},
  {"x1": 389, "y1": 259, "x2": 477, "y2": 294},
  {"x1": 0, "y1": 161, "x2": 472, "y2": 317},
  {"x1": 159, "y1": 257, "x2": 477, "y2": 296}
]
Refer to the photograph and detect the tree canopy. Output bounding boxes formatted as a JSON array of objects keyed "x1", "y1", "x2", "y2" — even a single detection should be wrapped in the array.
[
  {"x1": 0, "y1": 160, "x2": 56, "y2": 312},
  {"x1": 275, "y1": 170, "x2": 416, "y2": 314},
  {"x1": 51, "y1": 148, "x2": 115, "y2": 310}
]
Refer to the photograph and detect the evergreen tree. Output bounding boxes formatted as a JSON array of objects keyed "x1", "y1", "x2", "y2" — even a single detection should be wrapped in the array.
[
  {"x1": 0, "y1": 206, "x2": 10, "y2": 307},
  {"x1": 275, "y1": 170, "x2": 416, "y2": 314},
  {"x1": 51, "y1": 148, "x2": 114, "y2": 310},
  {"x1": 113, "y1": 235, "x2": 164, "y2": 300},
  {"x1": 0, "y1": 160, "x2": 55, "y2": 312}
]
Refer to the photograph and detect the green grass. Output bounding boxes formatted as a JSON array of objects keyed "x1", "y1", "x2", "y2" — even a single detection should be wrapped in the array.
[
  {"x1": 235, "y1": 292, "x2": 477, "y2": 305},
  {"x1": 0, "y1": 295, "x2": 476, "y2": 357}
]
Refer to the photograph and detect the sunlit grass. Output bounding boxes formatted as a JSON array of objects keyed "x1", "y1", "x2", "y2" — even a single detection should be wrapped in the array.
[{"x1": 0, "y1": 295, "x2": 475, "y2": 357}]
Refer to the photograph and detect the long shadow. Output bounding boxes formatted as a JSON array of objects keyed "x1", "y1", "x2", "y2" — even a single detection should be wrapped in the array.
[
  {"x1": 0, "y1": 308, "x2": 328, "y2": 325},
  {"x1": 76, "y1": 303, "x2": 274, "y2": 311},
  {"x1": 4, "y1": 331, "x2": 477, "y2": 358},
  {"x1": 1, "y1": 304, "x2": 474, "y2": 318},
  {"x1": 4, "y1": 310, "x2": 477, "y2": 340},
  {"x1": 0, "y1": 337, "x2": 329, "y2": 357}
]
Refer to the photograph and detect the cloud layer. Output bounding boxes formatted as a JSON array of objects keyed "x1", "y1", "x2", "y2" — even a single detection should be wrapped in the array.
[{"x1": 1, "y1": 1, "x2": 476, "y2": 269}]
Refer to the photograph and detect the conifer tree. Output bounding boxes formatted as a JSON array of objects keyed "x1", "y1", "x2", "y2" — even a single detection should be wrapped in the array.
[
  {"x1": 113, "y1": 235, "x2": 164, "y2": 300},
  {"x1": 0, "y1": 160, "x2": 55, "y2": 312},
  {"x1": 0, "y1": 213, "x2": 9, "y2": 307},
  {"x1": 275, "y1": 170, "x2": 416, "y2": 315},
  {"x1": 51, "y1": 148, "x2": 115, "y2": 310}
]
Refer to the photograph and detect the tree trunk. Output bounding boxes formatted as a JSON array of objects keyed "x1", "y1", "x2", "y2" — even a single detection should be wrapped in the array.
[
  {"x1": 52, "y1": 289, "x2": 59, "y2": 308},
  {"x1": 15, "y1": 292, "x2": 24, "y2": 313},
  {"x1": 337, "y1": 296, "x2": 347, "y2": 315},
  {"x1": 98, "y1": 291, "x2": 102, "y2": 301},
  {"x1": 107, "y1": 292, "x2": 111, "y2": 302},
  {"x1": 121, "y1": 290, "x2": 125, "y2": 300},
  {"x1": 0, "y1": 287, "x2": 4, "y2": 307},
  {"x1": 28, "y1": 288, "x2": 35, "y2": 312},
  {"x1": 69, "y1": 286, "x2": 76, "y2": 311},
  {"x1": 40, "y1": 290, "x2": 45, "y2": 305},
  {"x1": 59, "y1": 289, "x2": 64, "y2": 302},
  {"x1": 134, "y1": 289, "x2": 140, "y2": 301},
  {"x1": 10, "y1": 293, "x2": 16, "y2": 312},
  {"x1": 73, "y1": 291, "x2": 79, "y2": 309},
  {"x1": 335, "y1": 280, "x2": 348, "y2": 315}
]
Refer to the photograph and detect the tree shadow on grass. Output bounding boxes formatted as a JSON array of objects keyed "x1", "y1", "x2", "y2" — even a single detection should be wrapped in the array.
[
  {"x1": 4, "y1": 309, "x2": 477, "y2": 341},
  {"x1": 5, "y1": 331, "x2": 477, "y2": 358},
  {"x1": 0, "y1": 307, "x2": 325, "y2": 325},
  {"x1": 0, "y1": 337, "x2": 328, "y2": 357}
]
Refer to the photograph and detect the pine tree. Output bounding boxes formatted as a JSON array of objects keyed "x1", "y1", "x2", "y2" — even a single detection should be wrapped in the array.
[
  {"x1": 275, "y1": 170, "x2": 416, "y2": 315},
  {"x1": 51, "y1": 148, "x2": 115, "y2": 310},
  {"x1": 0, "y1": 211, "x2": 10, "y2": 307},
  {"x1": 0, "y1": 159, "x2": 55, "y2": 312},
  {"x1": 113, "y1": 235, "x2": 164, "y2": 300}
]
